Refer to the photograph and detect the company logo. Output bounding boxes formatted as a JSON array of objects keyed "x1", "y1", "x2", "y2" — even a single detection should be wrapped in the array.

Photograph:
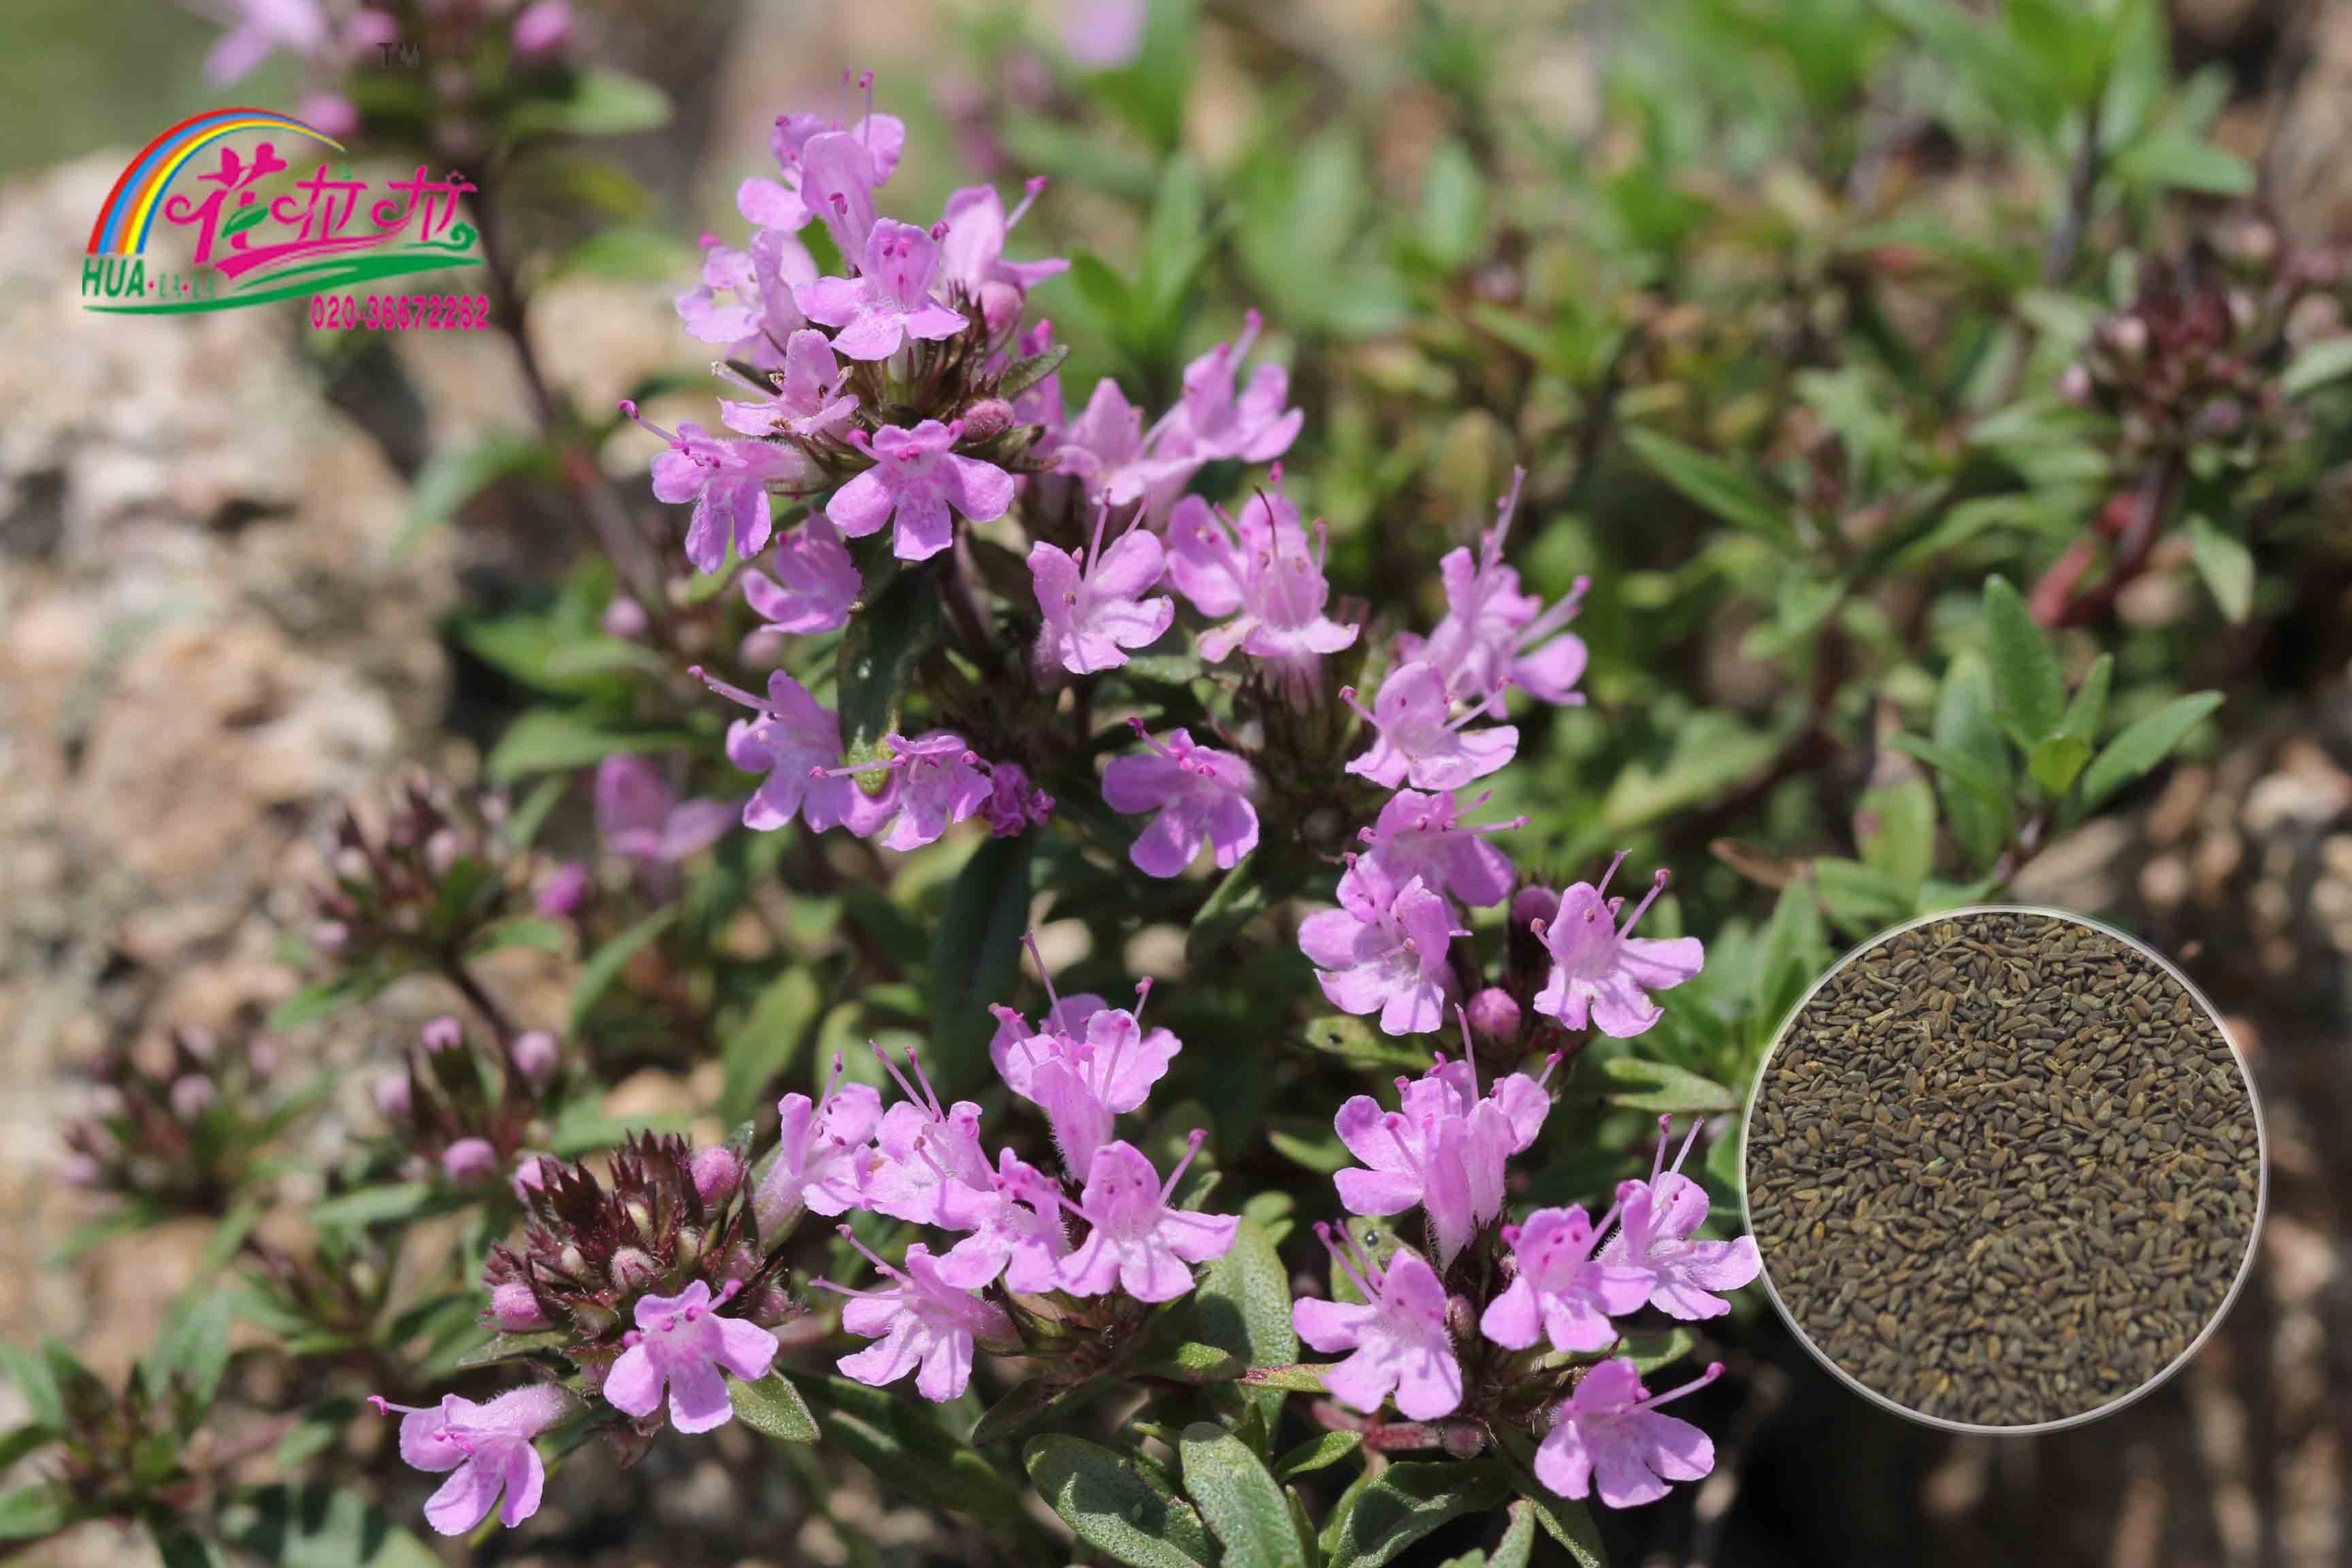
[{"x1": 81, "y1": 107, "x2": 481, "y2": 314}]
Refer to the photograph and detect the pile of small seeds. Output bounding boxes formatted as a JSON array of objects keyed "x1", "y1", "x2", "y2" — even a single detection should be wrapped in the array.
[{"x1": 1746, "y1": 910, "x2": 2261, "y2": 1427}]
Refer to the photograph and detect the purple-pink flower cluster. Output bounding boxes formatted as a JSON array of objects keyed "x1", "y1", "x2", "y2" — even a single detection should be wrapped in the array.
[{"x1": 1297, "y1": 1100, "x2": 1760, "y2": 1509}]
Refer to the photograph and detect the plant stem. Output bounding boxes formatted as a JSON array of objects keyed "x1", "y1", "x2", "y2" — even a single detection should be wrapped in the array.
[
  {"x1": 442, "y1": 956, "x2": 519, "y2": 1045},
  {"x1": 2043, "y1": 95, "x2": 2106, "y2": 289}
]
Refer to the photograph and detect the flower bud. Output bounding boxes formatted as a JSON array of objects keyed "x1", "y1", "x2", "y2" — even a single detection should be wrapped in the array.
[
  {"x1": 421, "y1": 1015, "x2": 464, "y2": 1054},
  {"x1": 602, "y1": 596, "x2": 649, "y2": 640},
  {"x1": 690, "y1": 1146, "x2": 744, "y2": 1203},
  {"x1": 1465, "y1": 987, "x2": 1521, "y2": 1043},
  {"x1": 572, "y1": 1301, "x2": 618, "y2": 1337},
  {"x1": 511, "y1": 0, "x2": 572, "y2": 55},
  {"x1": 333, "y1": 847, "x2": 373, "y2": 883},
  {"x1": 425, "y1": 829, "x2": 465, "y2": 878},
  {"x1": 510, "y1": 1030, "x2": 561, "y2": 1083},
  {"x1": 959, "y1": 397, "x2": 1016, "y2": 442},
  {"x1": 491, "y1": 1281, "x2": 551, "y2": 1332},
  {"x1": 674, "y1": 1226, "x2": 705, "y2": 1273},
  {"x1": 610, "y1": 1247, "x2": 662, "y2": 1293},
  {"x1": 535, "y1": 862, "x2": 590, "y2": 917},
  {"x1": 169, "y1": 1075, "x2": 218, "y2": 1122},
  {"x1": 2058, "y1": 363, "x2": 2093, "y2": 406},
  {"x1": 442, "y1": 1137, "x2": 498, "y2": 1183},
  {"x1": 59, "y1": 1153, "x2": 106, "y2": 1187},
  {"x1": 1511, "y1": 885, "x2": 1561, "y2": 928},
  {"x1": 512, "y1": 1154, "x2": 550, "y2": 1199},
  {"x1": 372, "y1": 1073, "x2": 412, "y2": 1120}
]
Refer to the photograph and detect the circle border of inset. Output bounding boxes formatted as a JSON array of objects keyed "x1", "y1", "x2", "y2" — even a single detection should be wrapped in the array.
[{"x1": 1737, "y1": 903, "x2": 2268, "y2": 1435}]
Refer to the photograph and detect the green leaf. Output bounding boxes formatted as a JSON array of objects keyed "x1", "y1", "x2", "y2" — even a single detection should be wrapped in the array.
[
  {"x1": 731, "y1": 1371, "x2": 819, "y2": 1443},
  {"x1": 2283, "y1": 336, "x2": 2352, "y2": 399},
  {"x1": 310, "y1": 1181, "x2": 443, "y2": 1231},
  {"x1": 1297, "y1": 1013, "x2": 1429, "y2": 1071},
  {"x1": 148, "y1": 1279, "x2": 240, "y2": 1408},
  {"x1": 1025, "y1": 1436, "x2": 1215, "y2": 1568},
  {"x1": 1271, "y1": 1429, "x2": 1362, "y2": 1482},
  {"x1": 1188, "y1": 852, "x2": 1272, "y2": 960},
  {"x1": 1981, "y1": 576, "x2": 2066, "y2": 746},
  {"x1": 1813, "y1": 858, "x2": 1914, "y2": 935},
  {"x1": 1181, "y1": 1423, "x2": 1307, "y2": 1568},
  {"x1": 1324, "y1": 1461, "x2": 1511, "y2": 1568},
  {"x1": 508, "y1": 68, "x2": 673, "y2": 139},
  {"x1": 2027, "y1": 734, "x2": 2093, "y2": 798},
  {"x1": 570, "y1": 906, "x2": 681, "y2": 1029},
  {"x1": 1622, "y1": 428, "x2": 1793, "y2": 545},
  {"x1": 157, "y1": 1531, "x2": 235, "y2": 1568},
  {"x1": 404, "y1": 435, "x2": 556, "y2": 543},
  {"x1": 801, "y1": 1375, "x2": 1031, "y2": 1528},
  {"x1": 549, "y1": 224, "x2": 696, "y2": 284},
  {"x1": 486, "y1": 708, "x2": 688, "y2": 782},
  {"x1": 1237, "y1": 1363, "x2": 1332, "y2": 1393},
  {"x1": 466, "y1": 915, "x2": 568, "y2": 958},
  {"x1": 0, "y1": 1484, "x2": 73, "y2": 1541},
  {"x1": 1596, "y1": 1058, "x2": 1740, "y2": 1113},
  {"x1": 1418, "y1": 140, "x2": 1488, "y2": 270},
  {"x1": 2186, "y1": 515, "x2": 2255, "y2": 623},
  {"x1": 266, "y1": 968, "x2": 394, "y2": 1030},
  {"x1": 1, "y1": 1342, "x2": 66, "y2": 1431},
  {"x1": 451, "y1": 1329, "x2": 572, "y2": 1370},
  {"x1": 2115, "y1": 128, "x2": 2255, "y2": 195},
  {"x1": 1855, "y1": 777, "x2": 1936, "y2": 899},
  {"x1": 274, "y1": 1399, "x2": 363, "y2": 1471},
  {"x1": 214, "y1": 1484, "x2": 438, "y2": 1567},
  {"x1": 928, "y1": 834, "x2": 1035, "y2": 1092},
  {"x1": 1129, "y1": 1343, "x2": 1246, "y2": 1384},
  {"x1": 1621, "y1": 1327, "x2": 1699, "y2": 1374},
  {"x1": 1754, "y1": 879, "x2": 1828, "y2": 1034},
  {"x1": 1930, "y1": 652, "x2": 2014, "y2": 870},
  {"x1": 719, "y1": 967, "x2": 820, "y2": 1124},
  {"x1": 2075, "y1": 692, "x2": 2223, "y2": 812},
  {"x1": 970, "y1": 1373, "x2": 1088, "y2": 1448},
  {"x1": 2059, "y1": 652, "x2": 2114, "y2": 745},
  {"x1": 1474, "y1": 1500, "x2": 1541, "y2": 1568},
  {"x1": 836, "y1": 562, "x2": 941, "y2": 776},
  {"x1": 1163, "y1": 1217, "x2": 1296, "y2": 1425}
]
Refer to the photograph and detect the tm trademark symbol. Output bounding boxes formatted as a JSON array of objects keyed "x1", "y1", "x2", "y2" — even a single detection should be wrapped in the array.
[{"x1": 376, "y1": 39, "x2": 423, "y2": 68}]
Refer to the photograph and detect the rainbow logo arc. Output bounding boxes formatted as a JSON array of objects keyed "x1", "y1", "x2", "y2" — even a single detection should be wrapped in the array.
[{"x1": 86, "y1": 107, "x2": 345, "y2": 257}]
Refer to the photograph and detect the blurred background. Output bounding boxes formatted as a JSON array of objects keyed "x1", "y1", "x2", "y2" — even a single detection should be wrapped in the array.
[{"x1": 5, "y1": 0, "x2": 2352, "y2": 1563}]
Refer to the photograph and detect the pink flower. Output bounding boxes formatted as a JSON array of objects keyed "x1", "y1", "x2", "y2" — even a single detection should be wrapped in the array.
[
  {"x1": 1054, "y1": 1136, "x2": 1239, "y2": 1303},
  {"x1": 700, "y1": 669, "x2": 874, "y2": 835},
  {"x1": 1102, "y1": 724, "x2": 1258, "y2": 878},
  {"x1": 1031, "y1": 502, "x2": 1173, "y2": 674},
  {"x1": 742, "y1": 514, "x2": 860, "y2": 636},
  {"x1": 510, "y1": 0, "x2": 571, "y2": 54},
  {"x1": 625, "y1": 403, "x2": 806, "y2": 573},
  {"x1": 981, "y1": 762, "x2": 1055, "y2": 838},
  {"x1": 934, "y1": 1149, "x2": 1069, "y2": 1293},
  {"x1": 1395, "y1": 470, "x2": 1590, "y2": 706},
  {"x1": 490, "y1": 1281, "x2": 549, "y2": 1333},
  {"x1": 1061, "y1": 0, "x2": 1145, "y2": 66},
  {"x1": 369, "y1": 1385, "x2": 570, "y2": 1535},
  {"x1": 742, "y1": 87, "x2": 905, "y2": 246},
  {"x1": 1341, "y1": 663, "x2": 1518, "y2": 791},
  {"x1": 1328, "y1": 1035, "x2": 1554, "y2": 1262},
  {"x1": 603, "y1": 1279, "x2": 779, "y2": 1434},
  {"x1": 753, "y1": 1054, "x2": 883, "y2": 1228},
  {"x1": 206, "y1": 0, "x2": 328, "y2": 84},
  {"x1": 422, "y1": 1016, "x2": 464, "y2": 1054},
  {"x1": 1292, "y1": 1225, "x2": 1462, "y2": 1420},
  {"x1": 1162, "y1": 310, "x2": 1302, "y2": 463},
  {"x1": 828, "y1": 419, "x2": 1015, "y2": 562},
  {"x1": 861, "y1": 1044, "x2": 993, "y2": 1226},
  {"x1": 442, "y1": 1138, "x2": 498, "y2": 1183},
  {"x1": 719, "y1": 328, "x2": 859, "y2": 440},
  {"x1": 1167, "y1": 487, "x2": 1359, "y2": 704},
  {"x1": 992, "y1": 960, "x2": 1179, "y2": 1173},
  {"x1": 1597, "y1": 1117, "x2": 1760, "y2": 1320},
  {"x1": 797, "y1": 219, "x2": 968, "y2": 361},
  {"x1": 676, "y1": 229, "x2": 815, "y2": 368},
  {"x1": 535, "y1": 861, "x2": 589, "y2": 917},
  {"x1": 817, "y1": 1233, "x2": 1014, "y2": 1402},
  {"x1": 1480, "y1": 1203, "x2": 1654, "y2": 1354},
  {"x1": 1298, "y1": 862, "x2": 1465, "y2": 1037},
  {"x1": 594, "y1": 755, "x2": 734, "y2": 880},
  {"x1": 939, "y1": 178, "x2": 1069, "y2": 336},
  {"x1": 1356, "y1": 789, "x2": 1522, "y2": 909},
  {"x1": 1531, "y1": 857, "x2": 1704, "y2": 1038},
  {"x1": 690, "y1": 1146, "x2": 745, "y2": 1203},
  {"x1": 510, "y1": 1030, "x2": 559, "y2": 1083},
  {"x1": 297, "y1": 92, "x2": 358, "y2": 140},
  {"x1": 1534, "y1": 1358, "x2": 1723, "y2": 1509},
  {"x1": 824, "y1": 732, "x2": 995, "y2": 851},
  {"x1": 1053, "y1": 378, "x2": 1200, "y2": 516}
]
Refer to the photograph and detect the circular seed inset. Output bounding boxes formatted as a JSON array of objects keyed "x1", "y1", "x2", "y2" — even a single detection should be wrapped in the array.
[{"x1": 1742, "y1": 906, "x2": 2264, "y2": 1432}]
